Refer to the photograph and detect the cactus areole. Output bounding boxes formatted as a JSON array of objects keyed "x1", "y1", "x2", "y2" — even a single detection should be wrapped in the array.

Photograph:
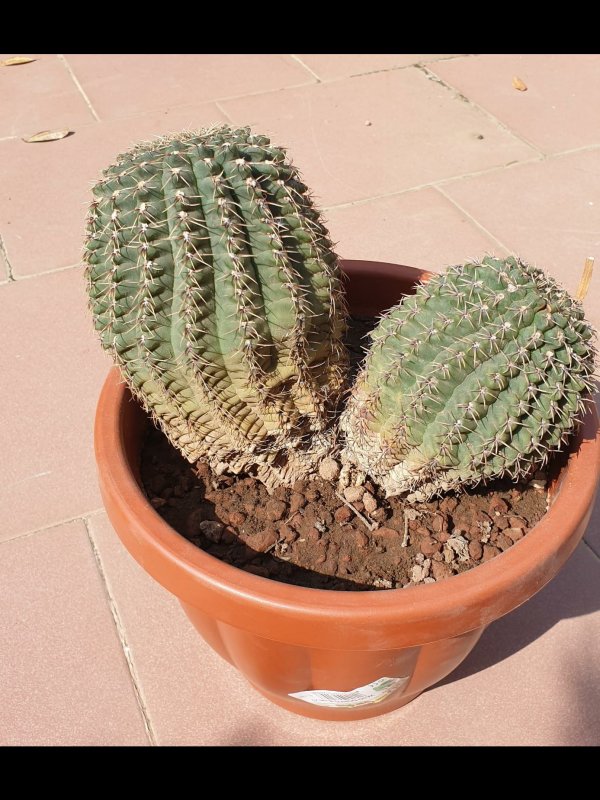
[
  {"x1": 340, "y1": 256, "x2": 596, "y2": 498},
  {"x1": 84, "y1": 126, "x2": 347, "y2": 489}
]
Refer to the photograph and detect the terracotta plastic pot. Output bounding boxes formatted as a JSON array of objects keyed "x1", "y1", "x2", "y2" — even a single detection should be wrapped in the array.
[{"x1": 94, "y1": 260, "x2": 600, "y2": 721}]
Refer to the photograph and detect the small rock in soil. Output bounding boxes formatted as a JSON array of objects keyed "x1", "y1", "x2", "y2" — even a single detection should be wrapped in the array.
[
  {"x1": 289, "y1": 492, "x2": 306, "y2": 514},
  {"x1": 445, "y1": 534, "x2": 470, "y2": 563},
  {"x1": 482, "y1": 544, "x2": 502, "y2": 562},
  {"x1": 264, "y1": 499, "x2": 287, "y2": 521},
  {"x1": 468, "y1": 540, "x2": 483, "y2": 561},
  {"x1": 411, "y1": 559, "x2": 431, "y2": 583},
  {"x1": 489, "y1": 497, "x2": 510, "y2": 514},
  {"x1": 362, "y1": 492, "x2": 377, "y2": 514},
  {"x1": 319, "y1": 457, "x2": 340, "y2": 481},
  {"x1": 348, "y1": 528, "x2": 369, "y2": 549},
  {"x1": 509, "y1": 516, "x2": 527, "y2": 529},
  {"x1": 334, "y1": 505, "x2": 353, "y2": 524},
  {"x1": 431, "y1": 514, "x2": 446, "y2": 533},
  {"x1": 199, "y1": 520, "x2": 224, "y2": 543},
  {"x1": 493, "y1": 533, "x2": 513, "y2": 551},
  {"x1": 278, "y1": 523, "x2": 296, "y2": 542},
  {"x1": 229, "y1": 511, "x2": 246, "y2": 527},
  {"x1": 242, "y1": 499, "x2": 257, "y2": 515},
  {"x1": 344, "y1": 486, "x2": 364, "y2": 503},
  {"x1": 247, "y1": 529, "x2": 277, "y2": 553},
  {"x1": 505, "y1": 527, "x2": 524, "y2": 542},
  {"x1": 420, "y1": 536, "x2": 441, "y2": 557},
  {"x1": 373, "y1": 578, "x2": 393, "y2": 589},
  {"x1": 439, "y1": 496, "x2": 458, "y2": 513},
  {"x1": 376, "y1": 527, "x2": 401, "y2": 545},
  {"x1": 432, "y1": 561, "x2": 454, "y2": 581}
]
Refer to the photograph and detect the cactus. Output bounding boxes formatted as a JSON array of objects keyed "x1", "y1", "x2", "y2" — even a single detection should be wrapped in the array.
[
  {"x1": 340, "y1": 256, "x2": 597, "y2": 498},
  {"x1": 84, "y1": 125, "x2": 347, "y2": 489}
]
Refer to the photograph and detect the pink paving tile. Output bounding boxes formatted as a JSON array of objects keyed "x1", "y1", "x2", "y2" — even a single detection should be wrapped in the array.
[
  {"x1": 221, "y1": 67, "x2": 537, "y2": 207},
  {"x1": 0, "y1": 520, "x2": 148, "y2": 745},
  {"x1": 431, "y1": 54, "x2": 600, "y2": 154},
  {"x1": 442, "y1": 150, "x2": 600, "y2": 330},
  {"x1": 325, "y1": 187, "x2": 506, "y2": 270},
  {"x1": 64, "y1": 55, "x2": 314, "y2": 120},
  {"x1": 295, "y1": 54, "x2": 461, "y2": 81},
  {"x1": 0, "y1": 102, "x2": 228, "y2": 277},
  {"x1": 583, "y1": 492, "x2": 600, "y2": 559},
  {"x1": 0, "y1": 269, "x2": 111, "y2": 539},
  {"x1": 0, "y1": 53, "x2": 95, "y2": 138},
  {"x1": 90, "y1": 512, "x2": 600, "y2": 745}
]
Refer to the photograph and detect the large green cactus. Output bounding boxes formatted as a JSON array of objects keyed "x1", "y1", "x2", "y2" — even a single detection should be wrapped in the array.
[
  {"x1": 84, "y1": 125, "x2": 347, "y2": 488},
  {"x1": 340, "y1": 256, "x2": 596, "y2": 498}
]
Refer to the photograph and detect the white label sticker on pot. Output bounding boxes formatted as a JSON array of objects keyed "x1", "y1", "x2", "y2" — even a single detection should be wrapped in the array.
[{"x1": 289, "y1": 676, "x2": 409, "y2": 709}]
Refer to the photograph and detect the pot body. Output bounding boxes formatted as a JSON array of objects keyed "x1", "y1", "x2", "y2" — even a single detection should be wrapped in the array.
[
  {"x1": 180, "y1": 601, "x2": 485, "y2": 719},
  {"x1": 95, "y1": 260, "x2": 600, "y2": 720}
]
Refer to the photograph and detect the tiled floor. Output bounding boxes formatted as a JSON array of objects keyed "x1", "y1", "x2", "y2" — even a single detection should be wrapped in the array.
[{"x1": 2, "y1": 53, "x2": 599, "y2": 746}]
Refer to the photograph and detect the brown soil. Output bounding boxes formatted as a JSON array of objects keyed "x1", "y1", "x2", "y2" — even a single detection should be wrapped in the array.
[{"x1": 140, "y1": 316, "x2": 548, "y2": 591}]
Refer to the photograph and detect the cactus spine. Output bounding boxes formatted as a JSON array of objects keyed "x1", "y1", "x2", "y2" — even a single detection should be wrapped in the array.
[
  {"x1": 340, "y1": 256, "x2": 596, "y2": 498},
  {"x1": 84, "y1": 126, "x2": 347, "y2": 488}
]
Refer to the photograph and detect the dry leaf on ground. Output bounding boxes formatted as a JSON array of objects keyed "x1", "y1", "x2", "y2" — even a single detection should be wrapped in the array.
[
  {"x1": 22, "y1": 129, "x2": 73, "y2": 143},
  {"x1": 1, "y1": 56, "x2": 36, "y2": 66}
]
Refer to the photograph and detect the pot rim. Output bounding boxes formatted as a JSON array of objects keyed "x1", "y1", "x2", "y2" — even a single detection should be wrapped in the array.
[{"x1": 95, "y1": 260, "x2": 600, "y2": 646}]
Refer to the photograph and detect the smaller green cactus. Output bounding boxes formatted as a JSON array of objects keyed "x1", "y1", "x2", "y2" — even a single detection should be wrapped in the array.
[{"x1": 340, "y1": 256, "x2": 597, "y2": 498}]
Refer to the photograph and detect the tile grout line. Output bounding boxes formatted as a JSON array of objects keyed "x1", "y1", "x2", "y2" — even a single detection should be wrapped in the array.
[
  {"x1": 206, "y1": 80, "x2": 315, "y2": 107},
  {"x1": 0, "y1": 509, "x2": 106, "y2": 546},
  {"x1": 0, "y1": 233, "x2": 15, "y2": 282},
  {"x1": 343, "y1": 54, "x2": 477, "y2": 80},
  {"x1": 320, "y1": 140, "x2": 600, "y2": 214},
  {"x1": 212, "y1": 56, "x2": 476, "y2": 105},
  {"x1": 582, "y1": 537, "x2": 600, "y2": 563},
  {"x1": 289, "y1": 53, "x2": 476, "y2": 85},
  {"x1": 321, "y1": 156, "x2": 544, "y2": 212},
  {"x1": 213, "y1": 101, "x2": 233, "y2": 123},
  {"x1": 37, "y1": 56, "x2": 472, "y2": 130},
  {"x1": 548, "y1": 142, "x2": 600, "y2": 159},
  {"x1": 83, "y1": 516, "x2": 158, "y2": 746},
  {"x1": 289, "y1": 54, "x2": 322, "y2": 82},
  {"x1": 414, "y1": 63, "x2": 546, "y2": 158},
  {"x1": 6, "y1": 262, "x2": 81, "y2": 283},
  {"x1": 56, "y1": 54, "x2": 101, "y2": 122},
  {"x1": 435, "y1": 185, "x2": 513, "y2": 252}
]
